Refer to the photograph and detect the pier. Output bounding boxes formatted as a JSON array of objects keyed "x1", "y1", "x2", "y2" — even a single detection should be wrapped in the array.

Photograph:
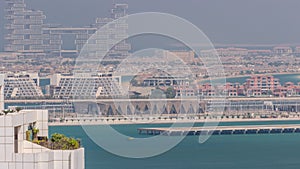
[{"x1": 138, "y1": 124, "x2": 300, "y2": 136}]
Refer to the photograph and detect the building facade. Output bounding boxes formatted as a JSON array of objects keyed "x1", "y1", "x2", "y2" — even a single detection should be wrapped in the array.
[
  {"x1": 42, "y1": 27, "x2": 97, "y2": 56},
  {"x1": 197, "y1": 75, "x2": 300, "y2": 97},
  {"x1": 50, "y1": 73, "x2": 122, "y2": 98},
  {"x1": 273, "y1": 46, "x2": 293, "y2": 55},
  {"x1": 244, "y1": 75, "x2": 280, "y2": 96},
  {"x1": 0, "y1": 110, "x2": 84, "y2": 169},
  {"x1": 94, "y1": 4, "x2": 131, "y2": 59},
  {"x1": 5, "y1": 0, "x2": 46, "y2": 52},
  {"x1": 4, "y1": 72, "x2": 43, "y2": 99},
  {"x1": 4, "y1": 0, "x2": 130, "y2": 58}
]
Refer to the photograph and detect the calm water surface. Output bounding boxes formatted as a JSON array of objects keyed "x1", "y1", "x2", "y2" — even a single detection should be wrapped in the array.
[
  {"x1": 202, "y1": 73, "x2": 300, "y2": 85},
  {"x1": 50, "y1": 121, "x2": 300, "y2": 169}
]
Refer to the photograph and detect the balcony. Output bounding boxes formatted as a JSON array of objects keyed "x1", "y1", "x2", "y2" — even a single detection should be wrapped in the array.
[{"x1": 27, "y1": 129, "x2": 81, "y2": 150}]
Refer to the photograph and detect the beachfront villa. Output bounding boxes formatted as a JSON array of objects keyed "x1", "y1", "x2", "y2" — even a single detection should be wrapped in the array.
[
  {"x1": 198, "y1": 75, "x2": 300, "y2": 97},
  {"x1": 0, "y1": 109, "x2": 84, "y2": 169}
]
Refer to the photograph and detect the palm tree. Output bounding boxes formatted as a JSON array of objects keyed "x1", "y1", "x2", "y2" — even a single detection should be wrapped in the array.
[
  {"x1": 2, "y1": 110, "x2": 9, "y2": 115},
  {"x1": 15, "y1": 107, "x2": 22, "y2": 112}
]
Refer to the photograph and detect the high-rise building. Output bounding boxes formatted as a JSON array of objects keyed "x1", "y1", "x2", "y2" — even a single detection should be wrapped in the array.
[
  {"x1": 94, "y1": 4, "x2": 131, "y2": 59},
  {"x1": 4, "y1": 1, "x2": 130, "y2": 58},
  {"x1": 42, "y1": 26, "x2": 97, "y2": 56},
  {"x1": 5, "y1": 0, "x2": 46, "y2": 52},
  {"x1": 111, "y1": 4, "x2": 128, "y2": 19}
]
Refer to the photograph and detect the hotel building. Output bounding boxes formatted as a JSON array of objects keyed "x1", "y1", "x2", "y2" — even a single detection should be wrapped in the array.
[
  {"x1": 4, "y1": 0, "x2": 131, "y2": 58},
  {"x1": 50, "y1": 73, "x2": 122, "y2": 98},
  {"x1": 5, "y1": 0, "x2": 46, "y2": 53},
  {"x1": 94, "y1": 4, "x2": 131, "y2": 59},
  {"x1": 42, "y1": 26, "x2": 97, "y2": 56},
  {"x1": 4, "y1": 72, "x2": 43, "y2": 99}
]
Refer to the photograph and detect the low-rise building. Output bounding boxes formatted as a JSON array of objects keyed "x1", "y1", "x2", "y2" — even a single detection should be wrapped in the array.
[
  {"x1": 273, "y1": 46, "x2": 293, "y2": 55},
  {"x1": 163, "y1": 50, "x2": 196, "y2": 64},
  {"x1": 198, "y1": 84, "x2": 216, "y2": 96},
  {"x1": 244, "y1": 75, "x2": 280, "y2": 96},
  {"x1": 198, "y1": 75, "x2": 300, "y2": 97},
  {"x1": 174, "y1": 85, "x2": 195, "y2": 97}
]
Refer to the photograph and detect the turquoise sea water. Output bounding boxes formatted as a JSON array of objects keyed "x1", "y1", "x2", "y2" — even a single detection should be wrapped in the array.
[
  {"x1": 202, "y1": 73, "x2": 300, "y2": 85},
  {"x1": 50, "y1": 121, "x2": 300, "y2": 169}
]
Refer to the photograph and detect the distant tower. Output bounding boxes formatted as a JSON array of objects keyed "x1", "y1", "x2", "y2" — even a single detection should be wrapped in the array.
[
  {"x1": 94, "y1": 3, "x2": 131, "y2": 59},
  {"x1": 4, "y1": 0, "x2": 46, "y2": 53},
  {"x1": 111, "y1": 3, "x2": 128, "y2": 19},
  {"x1": 109, "y1": 3, "x2": 130, "y2": 58}
]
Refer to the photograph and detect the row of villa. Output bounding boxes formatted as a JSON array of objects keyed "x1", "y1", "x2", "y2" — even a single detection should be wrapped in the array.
[
  {"x1": 175, "y1": 75, "x2": 300, "y2": 97},
  {"x1": 200, "y1": 75, "x2": 300, "y2": 97}
]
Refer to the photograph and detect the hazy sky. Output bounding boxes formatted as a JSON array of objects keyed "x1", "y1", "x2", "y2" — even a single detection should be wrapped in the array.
[{"x1": 1, "y1": 0, "x2": 300, "y2": 50}]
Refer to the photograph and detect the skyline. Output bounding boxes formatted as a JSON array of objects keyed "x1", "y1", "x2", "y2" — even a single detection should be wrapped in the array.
[
  {"x1": 2, "y1": 0, "x2": 300, "y2": 51},
  {"x1": 1, "y1": 1, "x2": 300, "y2": 168}
]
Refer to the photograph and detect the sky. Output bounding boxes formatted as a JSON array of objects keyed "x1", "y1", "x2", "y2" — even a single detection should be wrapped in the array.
[{"x1": 1, "y1": 0, "x2": 300, "y2": 50}]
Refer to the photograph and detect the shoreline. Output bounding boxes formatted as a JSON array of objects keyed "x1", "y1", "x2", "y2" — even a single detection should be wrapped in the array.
[
  {"x1": 49, "y1": 117, "x2": 300, "y2": 126},
  {"x1": 200, "y1": 72, "x2": 300, "y2": 83}
]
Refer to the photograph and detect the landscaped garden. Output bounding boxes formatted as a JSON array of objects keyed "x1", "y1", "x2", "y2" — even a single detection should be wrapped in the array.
[{"x1": 26, "y1": 127, "x2": 81, "y2": 150}]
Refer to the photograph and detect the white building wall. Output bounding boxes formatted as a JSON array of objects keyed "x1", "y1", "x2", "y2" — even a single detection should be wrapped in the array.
[{"x1": 0, "y1": 110, "x2": 85, "y2": 169}]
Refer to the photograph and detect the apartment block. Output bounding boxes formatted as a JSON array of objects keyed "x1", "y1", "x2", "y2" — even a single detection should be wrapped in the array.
[
  {"x1": 4, "y1": 0, "x2": 131, "y2": 59},
  {"x1": 49, "y1": 73, "x2": 122, "y2": 98},
  {"x1": 5, "y1": 0, "x2": 46, "y2": 52},
  {"x1": 4, "y1": 72, "x2": 43, "y2": 99}
]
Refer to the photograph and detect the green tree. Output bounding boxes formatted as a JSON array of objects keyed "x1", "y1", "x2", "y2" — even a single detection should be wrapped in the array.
[
  {"x1": 165, "y1": 87, "x2": 176, "y2": 98},
  {"x1": 15, "y1": 107, "x2": 22, "y2": 112},
  {"x1": 2, "y1": 110, "x2": 9, "y2": 115},
  {"x1": 50, "y1": 133, "x2": 80, "y2": 150}
]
